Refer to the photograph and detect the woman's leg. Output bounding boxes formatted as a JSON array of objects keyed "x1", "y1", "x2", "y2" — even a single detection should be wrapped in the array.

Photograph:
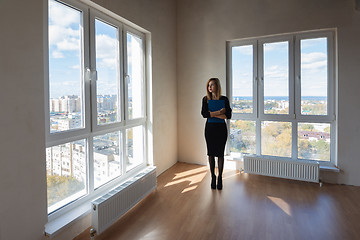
[
  {"x1": 217, "y1": 156, "x2": 224, "y2": 190},
  {"x1": 208, "y1": 156, "x2": 216, "y2": 189}
]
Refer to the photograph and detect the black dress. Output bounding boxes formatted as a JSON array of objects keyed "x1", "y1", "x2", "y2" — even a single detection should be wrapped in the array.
[{"x1": 201, "y1": 96, "x2": 232, "y2": 157}]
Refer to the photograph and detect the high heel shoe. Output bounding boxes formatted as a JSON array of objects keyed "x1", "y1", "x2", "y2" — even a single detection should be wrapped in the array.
[
  {"x1": 211, "y1": 175, "x2": 216, "y2": 189},
  {"x1": 217, "y1": 177, "x2": 222, "y2": 190}
]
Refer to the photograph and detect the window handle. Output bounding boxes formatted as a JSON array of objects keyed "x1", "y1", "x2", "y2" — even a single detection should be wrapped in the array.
[
  {"x1": 85, "y1": 68, "x2": 91, "y2": 82},
  {"x1": 85, "y1": 68, "x2": 97, "y2": 82},
  {"x1": 125, "y1": 74, "x2": 130, "y2": 83}
]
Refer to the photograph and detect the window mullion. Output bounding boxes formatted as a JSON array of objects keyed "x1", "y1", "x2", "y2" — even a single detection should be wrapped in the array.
[{"x1": 88, "y1": 136, "x2": 94, "y2": 193}]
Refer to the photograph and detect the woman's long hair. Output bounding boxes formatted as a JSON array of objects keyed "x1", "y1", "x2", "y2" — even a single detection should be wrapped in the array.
[{"x1": 206, "y1": 78, "x2": 222, "y2": 100}]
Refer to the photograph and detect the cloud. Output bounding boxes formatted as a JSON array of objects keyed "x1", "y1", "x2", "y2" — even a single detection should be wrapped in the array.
[
  {"x1": 264, "y1": 41, "x2": 288, "y2": 52},
  {"x1": 52, "y1": 50, "x2": 64, "y2": 59},
  {"x1": 264, "y1": 65, "x2": 288, "y2": 80},
  {"x1": 49, "y1": 25, "x2": 80, "y2": 47},
  {"x1": 301, "y1": 38, "x2": 326, "y2": 49},
  {"x1": 57, "y1": 38, "x2": 80, "y2": 51},
  {"x1": 233, "y1": 45, "x2": 253, "y2": 55},
  {"x1": 49, "y1": 0, "x2": 80, "y2": 27},
  {"x1": 301, "y1": 52, "x2": 326, "y2": 64},
  {"x1": 96, "y1": 34, "x2": 118, "y2": 69},
  {"x1": 71, "y1": 65, "x2": 80, "y2": 69},
  {"x1": 301, "y1": 52, "x2": 327, "y2": 71},
  {"x1": 48, "y1": 0, "x2": 81, "y2": 57}
]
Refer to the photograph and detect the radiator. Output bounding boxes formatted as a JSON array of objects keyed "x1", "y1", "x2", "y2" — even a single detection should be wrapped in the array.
[
  {"x1": 244, "y1": 156, "x2": 319, "y2": 183},
  {"x1": 91, "y1": 166, "x2": 157, "y2": 236}
]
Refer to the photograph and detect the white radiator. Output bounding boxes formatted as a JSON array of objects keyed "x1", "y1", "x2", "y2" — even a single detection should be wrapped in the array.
[
  {"x1": 244, "y1": 156, "x2": 319, "y2": 183},
  {"x1": 91, "y1": 166, "x2": 157, "y2": 236}
]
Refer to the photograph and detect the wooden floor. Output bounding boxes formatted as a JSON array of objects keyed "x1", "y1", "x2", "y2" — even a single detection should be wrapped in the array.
[{"x1": 75, "y1": 162, "x2": 360, "y2": 240}]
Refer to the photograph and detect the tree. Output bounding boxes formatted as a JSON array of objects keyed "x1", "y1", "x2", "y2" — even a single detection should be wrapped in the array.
[
  {"x1": 47, "y1": 175, "x2": 85, "y2": 207},
  {"x1": 299, "y1": 124, "x2": 314, "y2": 131},
  {"x1": 324, "y1": 126, "x2": 330, "y2": 133},
  {"x1": 262, "y1": 122, "x2": 291, "y2": 157}
]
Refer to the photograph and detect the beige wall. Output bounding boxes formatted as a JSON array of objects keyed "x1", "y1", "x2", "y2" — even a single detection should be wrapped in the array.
[
  {"x1": 0, "y1": 0, "x2": 47, "y2": 240},
  {"x1": 176, "y1": 0, "x2": 360, "y2": 186}
]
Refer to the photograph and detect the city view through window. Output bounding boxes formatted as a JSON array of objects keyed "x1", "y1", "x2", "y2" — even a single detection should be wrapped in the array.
[
  {"x1": 230, "y1": 36, "x2": 332, "y2": 162},
  {"x1": 47, "y1": 0, "x2": 145, "y2": 213}
]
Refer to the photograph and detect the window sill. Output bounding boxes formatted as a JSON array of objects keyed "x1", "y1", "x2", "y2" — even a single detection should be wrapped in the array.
[
  {"x1": 45, "y1": 202, "x2": 91, "y2": 238},
  {"x1": 319, "y1": 164, "x2": 340, "y2": 172}
]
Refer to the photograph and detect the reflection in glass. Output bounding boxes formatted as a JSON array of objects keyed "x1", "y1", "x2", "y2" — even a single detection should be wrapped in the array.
[
  {"x1": 93, "y1": 132, "x2": 121, "y2": 189},
  {"x1": 298, "y1": 123, "x2": 330, "y2": 161},
  {"x1": 230, "y1": 120, "x2": 256, "y2": 155},
  {"x1": 46, "y1": 139, "x2": 87, "y2": 213},
  {"x1": 95, "y1": 19, "x2": 120, "y2": 125},
  {"x1": 48, "y1": 0, "x2": 83, "y2": 133},
  {"x1": 126, "y1": 126, "x2": 144, "y2": 172},
  {"x1": 263, "y1": 41, "x2": 289, "y2": 114},
  {"x1": 261, "y1": 121, "x2": 292, "y2": 157},
  {"x1": 232, "y1": 45, "x2": 253, "y2": 114},
  {"x1": 301, "y1": 38, "x2": 328, "y2": 115},
  {"x1": 127, "y1": 33, "x2": 144, "y2": 119}
]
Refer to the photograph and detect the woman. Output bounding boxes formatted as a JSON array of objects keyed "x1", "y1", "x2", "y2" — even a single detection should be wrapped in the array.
[{"x1": 201, "y1": 78, "x2": 232, "y2": 190}]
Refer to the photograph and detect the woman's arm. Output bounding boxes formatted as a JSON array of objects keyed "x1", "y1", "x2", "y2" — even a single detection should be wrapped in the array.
[
  {"x1": 214, "y1": 114, "x2": 227, "y2": 119},
  {"x1": 209, "y1": 108, "x2": 225, "y2": 118},
  {"x1": 224, "y1": 97, "x2": 232, "y2": 119},
  {"x1": 201, "y1": 97, "x2": 211, "y2": 118}
]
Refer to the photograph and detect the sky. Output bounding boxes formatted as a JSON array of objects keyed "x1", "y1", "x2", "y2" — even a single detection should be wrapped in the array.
[
  {"x1": 48, "y1": 0, "x2": 139, "y2": 99},
  {"x1": 232, "y1": 38, "x2": 328, "y2": 98},
  {"x1": 49, "y1": 0, "x2": 83, "y2": 98}
]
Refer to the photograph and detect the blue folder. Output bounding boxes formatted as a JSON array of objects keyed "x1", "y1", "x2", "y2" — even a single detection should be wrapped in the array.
[{"x1": 208, "y1": 100, "x2": 225, "y2": 123}]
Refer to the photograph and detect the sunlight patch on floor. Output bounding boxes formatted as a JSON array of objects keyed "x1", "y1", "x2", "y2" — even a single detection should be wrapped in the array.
[
  {"x1": 222, "y1": 171, "x2": 240, "y2": 180},
  {"x1": 164, "y1": 167, "x2": 208, "y2": 193},
  {"x1": 172, "y1": 166, "x2": 208, "y2": 180},
  {"x1": 267, "y1": 196, "x2": 292, "y2": 216},
  {"x1": 181, "y1": 185, "x2": 198, "y2": 193},
  {"x1": 165, "y1": 170, "x2": 207, "y2": 187}
]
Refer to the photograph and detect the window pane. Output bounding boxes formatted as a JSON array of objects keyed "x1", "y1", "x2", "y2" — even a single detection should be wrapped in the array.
[
  {"x1": 298, "y1": 123, "x2": 330, "y2": 161},
  {"x1": 127, "y1": 33, "x2": 144, "y2": 119},
  {"x1": 301, "y1": 38, "x2": 328, "y2": 115},
  {"x1": 95, "y1": 19, "x2": 121, "y2": 125},
  {"x1": 48, "y1": 0, "x2": 83, "y2": 133},
  {"x1": 230, "y1": 120, "x2": 256, "y2": 155},
  {"x1": 263, "y1": 41, "x2": 289, "y2": 114},
  {"x1": 93, "y1": 132, "x2": 122, "y2": 189},
  {"x1": 46, "y1": 139, "x2": 87, "y2": 213},
  {"x1": 126, "y1": 126, "x2": 144, "y2": 171},
  {"x1": 261, "y1": 121, "x2": 292, "y2": 157},
  {"x1": 232, "y1": 45, "x2": 253, "y2": 114}
]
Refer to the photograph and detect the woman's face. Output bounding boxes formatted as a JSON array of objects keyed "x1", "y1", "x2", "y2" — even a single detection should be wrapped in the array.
[{"x1": 208, "y1": 80, "x2": 217, "y2": 93}]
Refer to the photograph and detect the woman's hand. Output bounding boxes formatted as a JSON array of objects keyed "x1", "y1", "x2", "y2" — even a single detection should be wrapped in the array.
[
  {"x1": 209, "y1": 108, "x2": 226, "y2": 118},
  {"x1": 215, "y1": 114, "x2": 227, "y2": 119}
]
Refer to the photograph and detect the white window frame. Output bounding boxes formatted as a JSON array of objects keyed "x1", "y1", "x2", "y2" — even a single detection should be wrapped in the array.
[
  {"x1": 258, "y1": 35, "x2": 295, "y2": 121},
  {"x1": 45, "y1": 0, "x2": 91, "y2": 146},
  {"x1": 226, "y1": 30, "x2": 337, "y2": 166},
  {"x1": 45, "y1": 0, "x2": 149, "y2": 220},
  {"x1": 227, "y1": 39, "x2": 258, "y2": 120},
  {"x1": 123, "y1": 26, "x2": 147, "y2": 125},
  {"x1": 90, "y1": 8, "x2": 125, "y2": 133}
]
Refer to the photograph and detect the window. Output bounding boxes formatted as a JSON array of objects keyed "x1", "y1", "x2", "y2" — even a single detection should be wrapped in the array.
[
  {"x1": 227, "y1": 30, "x2": 336, "y2": 164},
  {"x1": 46, "y1": 0, "x2": 147, "y2": 215}
]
